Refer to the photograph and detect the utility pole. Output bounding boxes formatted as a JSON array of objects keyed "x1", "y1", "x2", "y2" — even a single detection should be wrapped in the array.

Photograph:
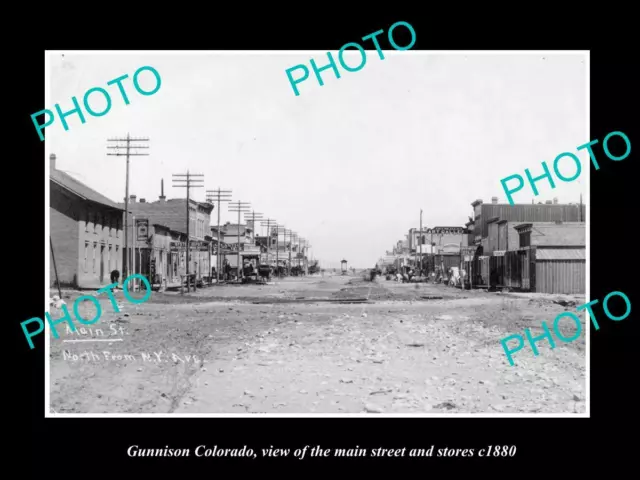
[
  {"x1": 289, "y1": 232, "x2": 298, "y2": 269},
  {"x1": 419, "y1": 209, "x2": 423, "y2": 274},
  {"x1": 579, "y1": 193, "x2": 583, "y2": 222},
  {"x1": 416, "y1": 229, "x2": 418, "y2": 269},
  {"x1": 298, "y1": 237, "x2": 305, "y2": 271},
  {"x1": 260, "y1": 218, "x2": 278, "y2": 268},
  {"x1": 284, "y1": 229, "x2": 295, "y2": 276},
  {"x1": 172, "y1": 171, "x2": 204, "y2": 292},
  {"x1": 274, "y1": 225, "x2": 286, "y2": 278},
  {"x1": 228, "y1": 201, "x2": 251, "y2": 281},
  {"x1": 430, "y1": 228, "x2": 434, "y2": 276},
  {"x1": 107, "y1": 134, "x2": 149, "y2": 280},
  {"x1": 244, "y1": 211, "x2": 264, "y2": 243},
  {"x1": 244, "y1": 210, "x2": 263, "y2": 270},
  {"x1": 307, "y1": 241, "x2": 313, "y2": 274},
  {"x1": 206, "y1": 188, "x2": 232, "y2": 283},
  {"x1": 290, "y1": 232, "x2": 298, "y2": 273}
]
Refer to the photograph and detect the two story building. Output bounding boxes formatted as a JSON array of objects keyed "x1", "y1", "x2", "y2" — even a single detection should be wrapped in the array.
[
  {"x1": 120, "y1": 184, "x2": 214, "y2": 284},
  {"x1": 212, "y1": 222, "x2": 262, "y2": 275},
  {"x1": 50, "y1": 154, "x2": 125, "y2": 289}
]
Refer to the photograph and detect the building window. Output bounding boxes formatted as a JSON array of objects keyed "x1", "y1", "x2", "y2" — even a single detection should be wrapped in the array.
[
  {"x1": 108, "y1": 217, "x2": 112, "y2": 237},
  {"x1": 84, "y1": 242, "x2": 88, "y2": 272}
]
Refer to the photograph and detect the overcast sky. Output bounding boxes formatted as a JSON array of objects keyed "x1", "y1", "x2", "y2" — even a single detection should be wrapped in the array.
[{"x1": 48, "y1": 52, "x2": 587, "y2": 269}]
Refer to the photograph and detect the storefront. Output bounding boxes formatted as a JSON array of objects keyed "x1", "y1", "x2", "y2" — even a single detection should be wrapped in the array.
[{"x1": 170, "y1": 238, "x2": 211, "y2": 284}]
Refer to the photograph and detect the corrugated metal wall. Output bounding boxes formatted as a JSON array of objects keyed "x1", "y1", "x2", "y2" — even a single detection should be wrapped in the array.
[
  {"x1": 477, "y1": 204, "x2": 585, "y2": 239},
  {"x1": 535, "y1": 261, "x2": 585, "y2": 294}
]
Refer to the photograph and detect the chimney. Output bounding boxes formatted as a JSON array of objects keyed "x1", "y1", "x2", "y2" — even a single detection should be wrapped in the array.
[
  {"x1": 159, "y1": 178, "x2": 166, "y2": 201},
  {"x1": 130, "y1": 195, "x2": 136, "y2": 203},
  {"x1": 545, "y1": 200, "x2": 552, "y2": 205},
  {"x1": 553, "y1": 197, "x2": 558, "y2": 204},
  {"x1": 491, "y1": 196, "x2": 498, "y2": 204},
  {"x1": 139, "y1": 198, "x2": 146, "y2": 203},
  {"x1": 50, "y1": 153, "x2": 56, "y2": 170}
]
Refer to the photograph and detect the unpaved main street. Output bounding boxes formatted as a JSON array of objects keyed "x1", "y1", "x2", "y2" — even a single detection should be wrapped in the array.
[{"x1": 49, "y1": 274, "x2": 586, "y2": 414}]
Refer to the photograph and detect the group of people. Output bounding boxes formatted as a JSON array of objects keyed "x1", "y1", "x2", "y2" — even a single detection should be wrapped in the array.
[
  {"x1": 382, "y1": 266, "x2": 461, "y2": 284},
  {"x1": 210, "y1": 259, "x2": 234, "y2": 281}
]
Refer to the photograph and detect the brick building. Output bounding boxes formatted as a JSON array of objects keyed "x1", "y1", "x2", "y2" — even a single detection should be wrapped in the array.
[
  {"x1": 50, "y1": 154, "x2": 125, "y2": 289},
  {"x1": 120, "y1": 186, "x2": 214, "y2": 283}
]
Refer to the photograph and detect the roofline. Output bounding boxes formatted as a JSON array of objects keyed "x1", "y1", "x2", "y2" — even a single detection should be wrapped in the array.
[
  {"x1": 51, "y1": 177, "x2": 125, "y2": 212},
  {"x1": 534, "y1": 245, "x2": 586, "y2": 248},
  {"x1": 514, "y1": 223, "x2": 533, "y2": 231},
  {"x1": 152, "y1": 223, "x2": 171, "y2": 230},
  {"x1": 486, "y1": 203, "x2": 584, "y2": 207}
]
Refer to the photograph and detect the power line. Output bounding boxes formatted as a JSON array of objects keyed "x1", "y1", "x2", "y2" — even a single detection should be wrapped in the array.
[
  {"x1": 273, "y1": 225, "x2": 287, "y2": 277},
  {"x1": 260, "y1": 218, "x2": 277, "y2": 268},
  {"x1": 172, "y1": 171, "x2": 204, "y2": 285},
  {"x1": 228, "y1": 201, "x2": 251, "y2": 280},
  {"x1": 288, "y1": 230, "x2": 297, "y2": 275},
  {"x1": 244, "y1": 211, "x2": 264, "y2": 267},
  {"x1": 243, "y1": 210, "x2": 264, "y2": 242},
  {"x1": 206, "y1": 188, "x2": 232, "y2": 283},
  {"x1": 107, "y1": 133, "x2": 149, "y2": 280}
]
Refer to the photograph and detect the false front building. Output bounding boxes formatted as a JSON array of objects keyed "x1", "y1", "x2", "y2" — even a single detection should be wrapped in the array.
[{"x1": 120, "y1": 184, "x2": 214, "y2": 286}]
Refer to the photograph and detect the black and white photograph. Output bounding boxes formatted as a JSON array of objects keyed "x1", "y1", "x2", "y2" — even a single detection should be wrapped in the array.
[{"x1": 45, "y1": 50, "x2": 588, "y2": 416}]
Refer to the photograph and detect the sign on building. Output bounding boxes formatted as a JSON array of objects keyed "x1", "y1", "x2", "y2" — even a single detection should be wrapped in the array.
[{"x1": 136, "y1": 219, "x2": 149, "y2": 241}]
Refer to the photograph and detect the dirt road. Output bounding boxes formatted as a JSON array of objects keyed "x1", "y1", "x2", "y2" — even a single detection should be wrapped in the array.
[{"x1": 49, "y1": 274, "x2": 586, "y2": 414}]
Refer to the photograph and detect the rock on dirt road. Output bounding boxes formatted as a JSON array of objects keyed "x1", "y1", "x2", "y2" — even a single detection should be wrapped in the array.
[{"x1": 49, "y1": 275, "x2": 586, "y2": 414}]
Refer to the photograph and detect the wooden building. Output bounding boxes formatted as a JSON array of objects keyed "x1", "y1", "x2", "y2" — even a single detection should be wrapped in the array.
[
  {"x1": 121, "y1": 185, "x2": 214, "y2": 285},
  {"x1": 130, "y1": 222, "x2": 201, "y2": 288},
  {"x1": 471, "y1": 197, "x2": 585, "y2": 245},
  {"x1": 493, "y1": 222, "x2": 585, "y2": 293},
  {"x1": 514, "y1": 222, "x2": 586, "y2": 294}
]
